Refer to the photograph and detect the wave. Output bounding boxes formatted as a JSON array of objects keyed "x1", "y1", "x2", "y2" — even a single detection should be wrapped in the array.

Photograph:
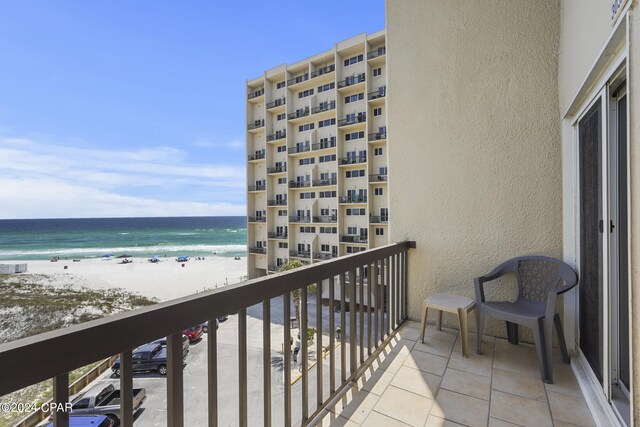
[{"x1": 0, "y1": 244, "x2": 248, "y2": 257}]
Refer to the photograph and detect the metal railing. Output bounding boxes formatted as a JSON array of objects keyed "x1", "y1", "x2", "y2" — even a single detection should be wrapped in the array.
[
  {"x1": 267, "y1": 130, "x2": 286, "y2": 142},
  {"x1": 312, "y1": 138, "x2": 336, "y2": 151},
  {"x1": 312, "y1": 178, "x2": 337, "y2": 187},
  {"x1": 368, "y1": 87, "x2": 386, "y2": 100},
  {"x1": 312, "y1": 215, "x2": 337, "y2": 223},
  {"x1": 289, "y1": 215, "x2": 311, "y2": 223},
  {"x1": 369, "y1": 174, "x2": 388, "y2": 182},
  {"x1": 370, "y1": 215, "x2": 389, "y2": 223},
  {"x1": 287, "y1": 108, "x2": 310, "y2": 120},
  {"x1": 248, "y1": 119, "x2": 265, "y2": 130},
  {"x1": 310, "y1": 64, "x2": 335, "y2": 79},
  {"x1": 337, "y1": 73, "x2": 365, "y2": 89},
  {"x1": 248, "y1": 247, "x2": 267, "y2": 254},
  {"x1": 248, "y1": 152, "x2": 266, "y2": 161},
  {"x1": 313, "y1": 252, "x2": 336, "y2": 260},
  {"x1": 368, "y1": 131, "x2": 387, "y2": 141},
  {"x1": 248, "y1": 88, "x2": 264, "y2": 100},
  {"x1": 367, "y1": 46, "x2": 386, "y2": 60},
  {"x1": 288, "y1": 250, "x2": 311, "y2": 259},
  {"x1": 288, "y1": 180, "x2": 311, "y2": 189},
  {"x1": 288, "y1": 145, "x2": 311, "y2": 155},
  {"x1": 340, "y1": 235, "x2": 368, "y2": 244},
  {"x1": 267, "y1": 232, "x2": 288, "y2": 239},
  {"x1": 0, "y1": 241, "x2": 413, "y2": 427},
  {"x1": 248, "y1": 216, "x2": 266, "y2": 223},
  {"x1": 339, "y1": 156, "x2": 366, "y2": 165},
  {"x1": 339, "y1": 195, "x2": 367, "y2": 204},
  {"x1": 248, "y1": 184, "x2": 266, "y2": 192},
  {"x1": 311, "y1": 101, "x2": 336, "y2": 115},
  {"x1": 338, "y1": 113, "x2": 366, "y2": 127},
  {"x1": 287, "y1": 73, "x2": 309, "y2": 86},
  {"x1": 267, "y1": 165, "x2": 286, "y2": 174},
  {"x1": 267, "y1": 98, "x2": 286, "y2": 109},
  {"x1": 267, "y1": 199, "x2": 287, "y2": 206}
]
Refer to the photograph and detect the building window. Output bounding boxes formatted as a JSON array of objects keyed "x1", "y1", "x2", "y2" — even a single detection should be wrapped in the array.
[
  {"x1": 277, "y1": 113, "x2": 286, "y2": 121},
  {"x1": 300, "y1": 192, "x2": 315, "y2": 199},
  {"x1": 317, "y1": 83, "x2": 335, "y2": 93},
  {"x1": 299, "y1": 123, "x2": 314, "y2": 132},
  {"x1": 346, "y1": 208, "x2": 366, "y2": 216},
  {"x1": 318, "y1": 118, "x2": 336, "y2": 128},
  {"x1": 320, "y1": 226, "x2": 337, "y2": 234},
  {"x1": 278, "y1": 177, "x2": 287, "y2": 184},
  {"x1": 374, "y1": 147, "x2": 383, "y2": 156},
  {"x1": 319, "y1": 190, "x2": 337, "y2": 198},
  {"x1": 346, "y1": 170, "x2": 366, "y2": 178},
  {"x1": 345, "y1": 93, "x2": 365, "y2": 104},
  {"x1": 343, "y1": 54, "x2": 364, "y2": 66},
  {"x1": 298, "y1": 89, "x2": 314, "y2": 99},
  {"x1": 375, "y1": 228, "x2": 384, "y2": 236},
  {"x1": 319, "y1": 154, "x2": 337, "y2": 163},
  {"x1": 277, "y1": 145, "x2": 286, "y2": 152},
  {"x1": 373, "y1": 67, "x2": 382, "y2": 77},
  {"x1": 373, "y1": 107, "x2": 382, "y2": 117},
  {"x1": 278, "y1": 242, "x2": 288, "y2": 248},
  {"x1": 299, "y1": 157, "x2": 315, "y2": 166},
  {"x1": 300, "y1": 226, "x2": 316, "y2": 233},
  {"x1": 278, "y1": 210, "x2": 287, "y2": 216},
  {"x1": 345, "y1": 131, "x2": 365, "y2": 141},
  {"x1": 374, "y1": 187, "x2": 384, "y2": 196},
  {"x1": 276, "y1": 81, "x2": 286, "y2": 89}
]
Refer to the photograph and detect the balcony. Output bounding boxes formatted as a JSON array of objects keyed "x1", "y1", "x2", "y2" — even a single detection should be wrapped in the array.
[
  {"x1": 368, "y1": 86, "x2": 386, "y2": 100},
  {"x1": 339, "y1": 156, "x2": 367, "y2": 165},
  {"x1": 338, "y1": 73, "x2": 366, "y2": 89},
  {"x1": 248, "y1": 119, "x2": 265, "y2": 131},
  {"x1": 266, "y1": 98, "x2": 286, "y2": 109},
  {"x1": 248, "y1": 152, "x2": 265, "y2": 161},
  {"x1": 267, "y1": 198, "x2": 287, "y2": 206},
  {"x1": 267, "y1": 130, "x2": 286, "y2": 142},
  {"x1": 312, "y1": 137, "x2": 336, "y2": 151},
  {"x1": 287, "y1": 73, "x2": 309, "y2": 86},
  {"x1": 338, "y1": 113, "x2": 366, "y2": 127},
  {"x1": 288, "y1": 249, "x2": 311, "y2": 259},
  {"x1": 312, "y1": 215, "x2": 337, "y2": 223},
  {"x1": 368, "y1": 131, "x2": 387, "y2": 141},
  {"x1": 267, "y1": 165, "x2": 286, "y2": 174},
  {"x1": 367, "y1": 46, "x2": 386, "y2": 60},
  {"x1": 267, "y1": 232, "x2": 288, "y2": 239},
  {"x1": 312, "y1": 178, "x2": 337, "y2": 187},
  {"x1": 340, "y1": 235, "x2": 368, "y2": 244},
  {"x1": 0, "y1": 241, "x2": 595, "y2": 427},
  {"x1": 288, "y1": 144, "x2": 311, "y2": 155},
  {"x1": 369, "y1": 173, "x2": 388, "y2": 182},
  {"x1": 339, "y1": 195, "x2": 367, "y2": 204},
  {"x1": 311, "y1": 101, "x2": 336, "y2": 115},
  {"x1": 248, "y1": 247, "x2": 266, "y2": 254},
  {"x1": 288, "y1": 180, "x2": 311, "y2": 189},
  {"x1": 287, "y1": 107, "x2": 310, "y2": 121},
  {"x1": 313, "y1": 252, "x2": 336, "y2": 260},
  {"x1": 248, "y1": 216, "x2": 266, "y2": 223},
  {"x1": 370, "y1": 215, "x2": 389, "y2": 223},
  {"x1": 289, "y1": 215, "x2": 311, "y2": 223},
  {"x1": 310, "y1": 64, "x2": 335, "y2": 79},
  {"x1": 248, "y1": 184, "x2": 266, "y2": 192},
  {"x1": 247, "y1": 87, "x2": 264, "y2": 100}
]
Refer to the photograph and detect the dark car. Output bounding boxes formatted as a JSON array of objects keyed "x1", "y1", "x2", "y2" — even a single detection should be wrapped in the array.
[
  {"x1": 152, "y1": 335, "x2": 189, "y2": 357},
  {"x1": 200, "y1": 319, "x2": 219, "y2": 333},
  {"x1": 183, "y1": 325, "x2": 204, "y2": 342},
  {"x1": 112, "y1": 343, "x2": 180, "y2": 376}
]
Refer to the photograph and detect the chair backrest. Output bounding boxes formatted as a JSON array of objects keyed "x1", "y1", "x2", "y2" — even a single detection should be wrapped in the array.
[{"x1": 510, "y1": 256, "x2": 578, "y2": 303}]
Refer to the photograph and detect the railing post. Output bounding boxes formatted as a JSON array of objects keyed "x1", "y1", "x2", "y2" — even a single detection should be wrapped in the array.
[
  {"x1": 328, "y1": 276, "x2": 335, "y2": 393},
  {"x1": 119, "y1": 349, "x2": 133, "y2": 427},
  {"x1": 166, "y1": 332, "x2": 184, "y2": 427},
  {"x1": 339, "y1": 273, "x2": 346, "y2": 383},
  {"x1": 208, "y1": 318, "x2": 218, "y2": 427},
  {"x1": 238, "y1": 308, "x2": 248, "y2": 427},
  {"x1": 373, "y1": 261, "x2": 379, "y2": 347},
  {"x1": 385, "y1": 257, "x2": 391, "y2": 336},
  {"x1": 301, "y1": 285, "x2": 309, "y2": 421},
  {"x1": 359, "y1": 266, "x2": 365, "y2": 364},
  {"x1": 349, "y1": 268, "x2": 357, "y2": 375},
  {"x1": 263, "y1": 300, "x2": 272, "y2": 427},
  {"x1": 52, "y1": 373, "x2": 68, "y2": 427},
  {"x1": 368, "y1": 261, "x2": 373, "y2": 356},
  {"x1": 283, "y1": 293, "x2": 292, "y2": 427},
  {"x1": 316, "y1": 281, "x2": 323, "y2": 409}
]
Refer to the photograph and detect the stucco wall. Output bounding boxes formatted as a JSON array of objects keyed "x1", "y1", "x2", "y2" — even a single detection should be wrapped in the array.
[
  {"x1": 559, "y1": 0, "x2": 617, "y2": 113},
  {"x1": 386, "y1": 0, "x2": 562, "y2": 337}
]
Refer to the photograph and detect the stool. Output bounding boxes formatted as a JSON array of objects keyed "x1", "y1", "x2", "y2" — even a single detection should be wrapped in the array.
[{"x1": 420, "y1": 293, "x2": 476, "y2": 357}]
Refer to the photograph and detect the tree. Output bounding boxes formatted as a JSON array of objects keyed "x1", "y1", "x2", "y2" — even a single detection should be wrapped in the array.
[{"x1": 277, "y1": 260, "x2": 316, "y2": 339}]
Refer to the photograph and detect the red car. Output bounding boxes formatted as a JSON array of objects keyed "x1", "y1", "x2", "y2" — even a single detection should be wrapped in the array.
[{"x1": 183, "y1": 325, "x2": 203, "y2": 343}]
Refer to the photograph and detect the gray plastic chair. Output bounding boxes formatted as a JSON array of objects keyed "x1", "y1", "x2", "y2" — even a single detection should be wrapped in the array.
[{"x1": 474, "y1": 256, "x2": 578, "y2": 383}]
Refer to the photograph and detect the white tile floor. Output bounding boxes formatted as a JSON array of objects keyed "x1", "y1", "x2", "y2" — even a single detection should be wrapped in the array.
[{"x1": 319, "y1": 321, "x2": 596, "y2": 427}]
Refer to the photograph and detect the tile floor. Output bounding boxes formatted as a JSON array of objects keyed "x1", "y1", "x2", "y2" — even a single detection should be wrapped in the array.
[{"x1": 318, "y1": 321, "x2": 596, "y2": 427}]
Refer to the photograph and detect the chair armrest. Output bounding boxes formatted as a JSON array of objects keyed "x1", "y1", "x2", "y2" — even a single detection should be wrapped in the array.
[{"x1": 473, "y1": 264, "x2": 513, "y2": 303}]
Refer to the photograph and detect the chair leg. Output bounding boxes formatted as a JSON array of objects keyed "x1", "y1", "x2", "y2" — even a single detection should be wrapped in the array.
[
  {"x1": 457, "y1": 307, "x2": 469, "y2": 357},
  {"x1": 437, "y1": 310, "x2": 443, "y2": 331},
  {"x1": 554, "y1": 313, "x2": 570, "y2": 363},
  {"x1": 420, "y1": 301, "x2": 428, "y2": 343},
  {"x1": 476, "y1": 308, "x2": 484, "y2": 354},
  {"x1": 543, "y1": 318, "x2": 554, "y2": 383},
  {"x1": 532, "y1": 318, "x2": 552, "y2": 383},
  {"x1": 506, "y1": 321, "x2": 519, "y2": 345}
]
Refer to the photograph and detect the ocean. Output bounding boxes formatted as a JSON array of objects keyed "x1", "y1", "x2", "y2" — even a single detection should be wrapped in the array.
[{"x1": 0, "y1": 216, "x2": 247, "y2": 260}]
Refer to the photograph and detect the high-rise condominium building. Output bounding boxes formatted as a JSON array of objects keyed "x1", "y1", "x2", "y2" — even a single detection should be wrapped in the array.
[{"x1": 246, "y1": 31, "x2": 389, "y2": 279}]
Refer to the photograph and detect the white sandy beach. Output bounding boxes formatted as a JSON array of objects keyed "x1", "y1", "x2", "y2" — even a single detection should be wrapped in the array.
[{"x1": 5, "y1": 256, "x2": 248, "y2": 301}]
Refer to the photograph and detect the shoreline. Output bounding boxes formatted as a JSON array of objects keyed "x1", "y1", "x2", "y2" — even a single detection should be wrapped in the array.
[{"x1": 2, "y1": 256, "x2": 248, "y2": 301}]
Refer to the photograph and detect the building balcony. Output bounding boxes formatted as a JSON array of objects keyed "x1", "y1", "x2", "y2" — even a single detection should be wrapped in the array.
[
  {"x1": 248, "y1": 216, "x2": 266, "y2": 223},
  {"x1": 313, "y1": 252, "x2": 336, "y2": 260},
  {"x1": 337, "y1": 73, "x2": 366, "y2": 89},
  {"x1": 266, "y1": 130, "x2": 286, "y2": 142},
  {"x1": 0, "y1": 241, "x2": 595, "y2": 427},
  {"x1": 368, "y1": 86, "x2": 386, "y2": 100},
  {"x1": 287, "y1": 108, "x2": 310, "y2": 121},
  {"x1": 267, "y1": 232, "x2": 288, "y2": 239},
  {"x1": 289, "y1": 249, "x2": 311, "y2": 259},
  {"x1": 288, "y1": 144, "x2": 311, "y2": 155},
  {"x1": 312, "y1": 215, "x2": 337, "y2": 223},
  {"x1": 248, "y1": 184, "x2": 266, "y2": 192},
  {"x1": 247, "y1": 87, "x2": 264, "y2": 100},
  {"x1": 289, "y1": 215, "x2": 311, "y2": 223},
  {"x1": 266, "y1": 98, "x2": 286, "y2": 109},
  {"x1": 267, "y1": 165, "x2": 286, "y2": 174},
  {"x1": 339, "y1": 156, "x2": 367, "y2": 165},
  {"x1": 248, "y1": 247, "x2": 266, "y2": 254},
  {"x1": 339, "y1": 195, "x2": 367, "y2": 204},
  {"x1": 340, "y1": 235, "x2": 368, "y2": 244},
  {"x1": 368, "y1": 131, "x2": 387, "y2": 141},
  {"x1": 312, "y1": 178, "x2": 337, "y2": 187},
  {"x1": 312, "y1": 138, "x2": 336, "y2": 151},
  {"x1": 367, "y1": 46, "x2": 386, "y2": 60},
  {"x1": 310, "y1": 64, "x2": 335, "y2": 79},
  {"x1": 311, "y1": 101, "x2": 336, "y2": 115},
  {"x1": 370, "y1": 215, "x2": 389, "y2": 223},
  {"x1": 338, "y1": 113, "x2": 366, "y2": 127},
  {"x1": 288, "y1": 180, "x2": 311, "y2": 189},
  {"x1": 248, "y1": 119, "x2": 265, "y2": 131},
  {"x1": 248, "y1": 152, "x2": 265, "y2": 161},
  {"x1": 267, "y1": 199, "x2": 287, "y2": 206},
  {"x1": 369, "y1": 173, "x2": 388, "y2": 182},
  {"x1": 287, "y1": 73, "x2": 309, "y2": 86}
]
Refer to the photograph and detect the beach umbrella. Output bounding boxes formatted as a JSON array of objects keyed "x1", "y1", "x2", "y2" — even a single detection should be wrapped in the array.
[{"x1": 117, "y1": 254, "x2": 132, "y2": 258}]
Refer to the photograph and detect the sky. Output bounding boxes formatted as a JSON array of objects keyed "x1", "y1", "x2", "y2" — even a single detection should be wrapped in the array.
[{"x1": 0, "y1": 1, "x2": 385, "y2": 219}]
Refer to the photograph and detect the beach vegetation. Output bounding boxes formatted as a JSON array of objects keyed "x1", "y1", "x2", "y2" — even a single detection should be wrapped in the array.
[{"x1": 276, "y1": 261, "x2": 316, "y2": 338}]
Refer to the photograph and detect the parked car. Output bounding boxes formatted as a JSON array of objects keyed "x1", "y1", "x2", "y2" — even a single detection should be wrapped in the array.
[
  {"x1": 45, "y1": 415, "x2": 114, "y2": 427},
  {"x1": 217, "y1": 314, "x2": 229, "y2": 322},
  {"x1": 183, "y1": 325, "x2": 204, "y2": 342},
  {"x1": 152, "y1": 335, "x2": 189, "y2": 357},
  {"x1": 112, "y1": 342, "x2": 180, "y2": 376},
  {"x1": 68, "y1": 383, "x2": 145, "y2": 425},
  {"x1": 199, "y1": 319, "x2": 219, "y2": 333}
]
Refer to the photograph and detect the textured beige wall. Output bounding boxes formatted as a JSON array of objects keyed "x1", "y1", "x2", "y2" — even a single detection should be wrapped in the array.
[
  {"x1": 559, "y1": 0, "x2": 616, "y2": 113},
  {"x1": 386, "y1": 0, "x2": 562, "y2": 337}
]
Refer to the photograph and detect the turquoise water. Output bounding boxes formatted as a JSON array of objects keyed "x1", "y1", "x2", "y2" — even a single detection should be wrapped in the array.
[{"x1": 0, "y1": 216, "x2": 247, "y2": 260}]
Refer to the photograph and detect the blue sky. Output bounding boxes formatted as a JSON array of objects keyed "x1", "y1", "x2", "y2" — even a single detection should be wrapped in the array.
[{"x1": 0, "y1": 1, "x2": 385, "y2": 219}]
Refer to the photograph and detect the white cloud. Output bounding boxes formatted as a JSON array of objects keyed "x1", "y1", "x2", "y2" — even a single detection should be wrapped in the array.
[{"x1": 192, "y1": 137, "x2": 243, "y2": 149}]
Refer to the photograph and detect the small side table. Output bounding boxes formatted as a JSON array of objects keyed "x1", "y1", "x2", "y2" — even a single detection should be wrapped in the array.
[{"x1": 419, "y1": 293, "x2": 476, "y2": 357}]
